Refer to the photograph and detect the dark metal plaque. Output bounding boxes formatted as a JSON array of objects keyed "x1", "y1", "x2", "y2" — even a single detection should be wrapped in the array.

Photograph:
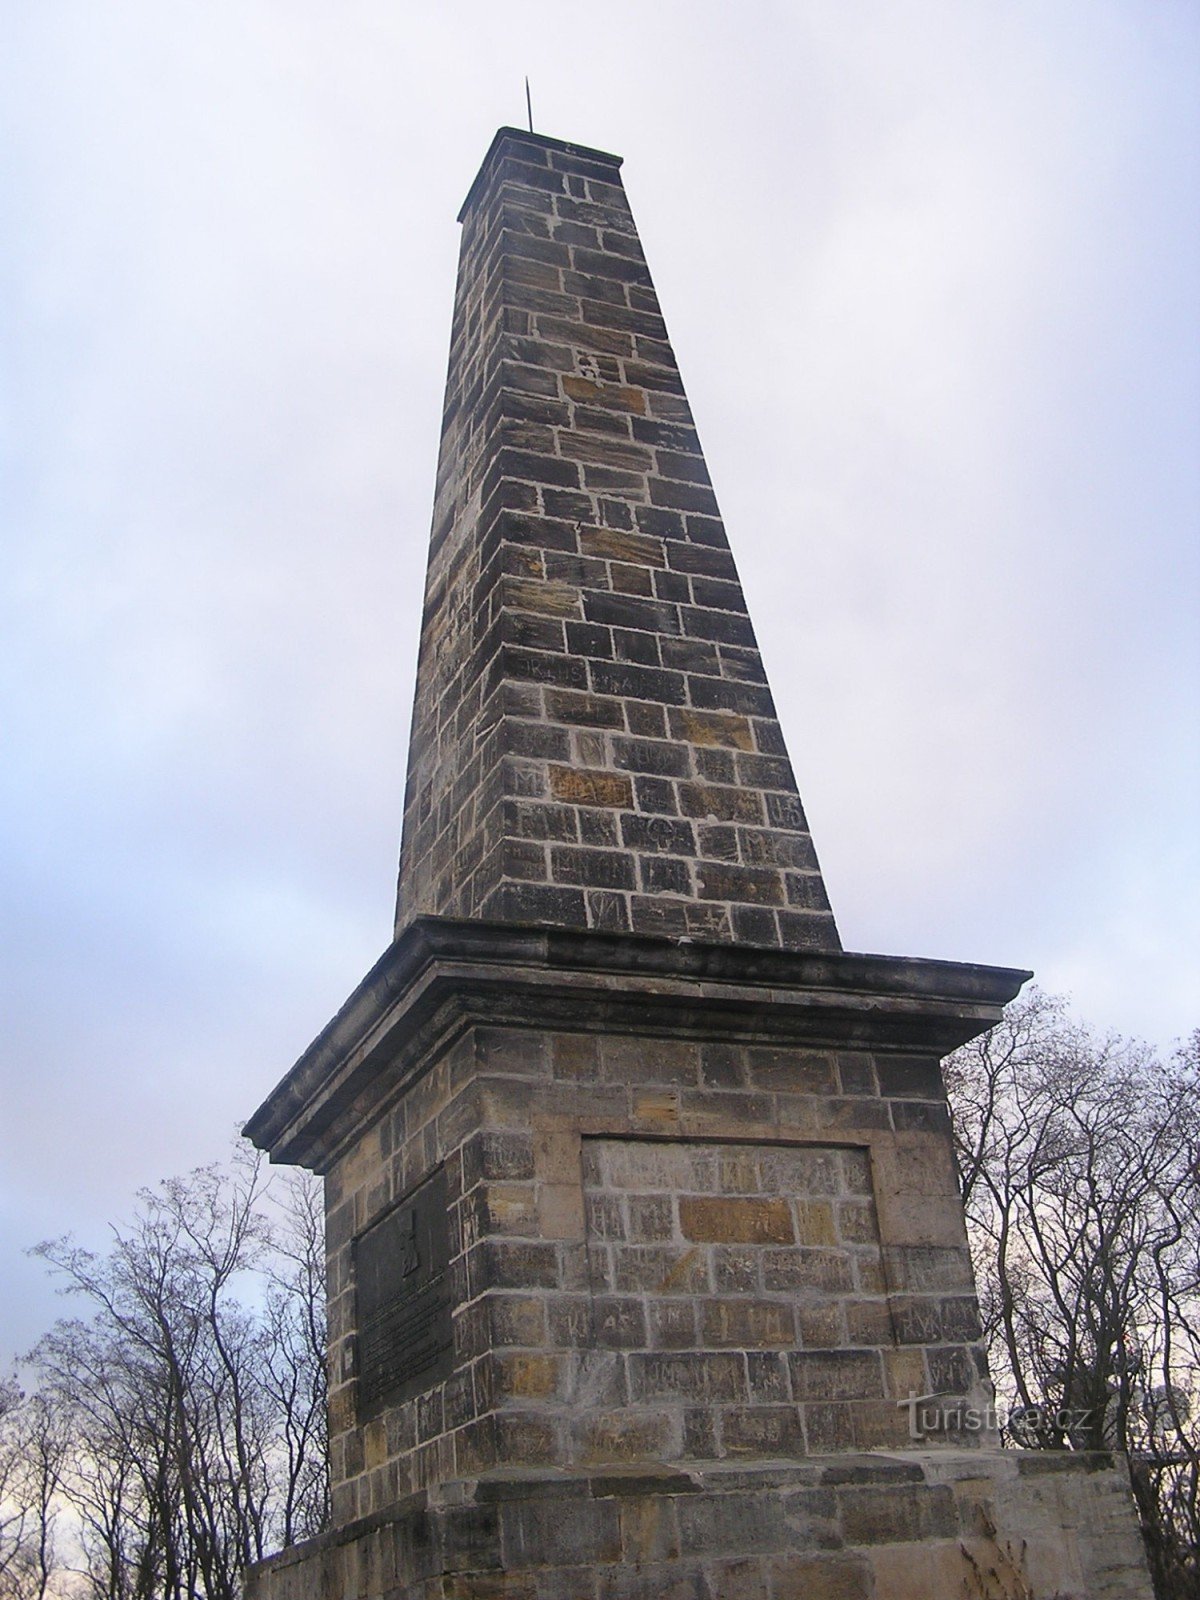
[{"x1": 354, "y1": 1165, "x2": 453, "y2": 1416}]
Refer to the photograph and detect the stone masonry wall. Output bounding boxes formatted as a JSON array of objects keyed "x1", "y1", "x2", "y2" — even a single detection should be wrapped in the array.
[
  {"x1": 580, "y1": 1137, "x2": 892, "y2": 1462},
  {"x1": 393, "y1": 130, "x2": 840, "y2": 952},
  {"x1": 248, "y1": 1451, "x2": 1154, "y2": 1600},
  {"x1": 324, "y1": 1022, "x2": 988, "y2": 1527}
]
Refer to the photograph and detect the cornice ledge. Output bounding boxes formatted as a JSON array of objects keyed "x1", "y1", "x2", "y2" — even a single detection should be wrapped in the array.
[{"x1": 244, "y1": 917, "x2": 1030, "y2": 1169}]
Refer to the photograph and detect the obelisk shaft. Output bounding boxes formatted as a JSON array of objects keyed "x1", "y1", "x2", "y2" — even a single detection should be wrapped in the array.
[{"x1": 394, "y1": 128, "x2": 839, "y2": 952}]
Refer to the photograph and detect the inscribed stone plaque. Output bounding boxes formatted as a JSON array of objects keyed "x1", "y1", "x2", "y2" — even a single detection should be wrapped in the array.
[{"x1": 355, "y1": 1165, "x2": 452, "y2": 1416}]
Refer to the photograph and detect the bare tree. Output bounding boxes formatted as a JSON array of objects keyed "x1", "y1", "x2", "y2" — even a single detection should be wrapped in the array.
[
  {"x1": 946, "y1": 995, "x2": 1200, "y2": 1598},
  {"x1": 0, "y1": 1378, "x2": 67, "y2": 1600},
  {"x1": 258, "y1": 1171, "x2": 329, "y2": 1547},
  {"x1": 22, "y1": 1142, "x2": 327, "y2": 1600}
]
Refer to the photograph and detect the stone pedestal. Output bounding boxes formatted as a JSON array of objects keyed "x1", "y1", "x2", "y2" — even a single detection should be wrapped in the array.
[
  {"x1": 244, "y1": 921, "x2": 1153, "y2": 1598},
  {"x1": 247, "y1": 1453, "x2": 1152, "y2": 1600}
]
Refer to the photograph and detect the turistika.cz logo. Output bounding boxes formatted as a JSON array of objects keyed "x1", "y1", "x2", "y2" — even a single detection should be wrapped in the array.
[{"x1": 900, "y1": 1393, "x2": 1093, "y2": 1442}]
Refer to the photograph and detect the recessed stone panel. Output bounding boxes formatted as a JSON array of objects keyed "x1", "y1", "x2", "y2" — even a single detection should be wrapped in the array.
[{"x1": 583, "y1": 1138, "x2": 890, "y2": 1385}]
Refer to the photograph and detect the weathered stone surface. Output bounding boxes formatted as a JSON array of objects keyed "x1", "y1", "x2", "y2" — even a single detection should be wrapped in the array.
[
  {"x1": 243, "y1": 126, "x2": 1153, "y2": 1600},
  {"x1": 245, "y1": 1454, "x2": 1153, "y2": 1599},
  {"x1": 392, "y1": 127, "x2": 840, "y2": 952},
  {"x1": 243, "y1": 904, "x2": 1043, "y2": 1547}
]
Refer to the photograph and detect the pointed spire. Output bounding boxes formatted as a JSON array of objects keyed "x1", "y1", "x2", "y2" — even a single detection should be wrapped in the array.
[{"x1": 394, "y1": 129, "x2": 839, "y2": 952}]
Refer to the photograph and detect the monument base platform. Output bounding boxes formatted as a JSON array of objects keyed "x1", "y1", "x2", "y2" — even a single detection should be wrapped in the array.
[{"x1": 246, "y1": 1450, "x2": 1152, "y2": 1600}]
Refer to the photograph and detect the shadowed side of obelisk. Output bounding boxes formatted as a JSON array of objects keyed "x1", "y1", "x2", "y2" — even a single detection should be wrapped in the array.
[{"x1": 394, "y1": 128, "x2": 840, "y2": 953}]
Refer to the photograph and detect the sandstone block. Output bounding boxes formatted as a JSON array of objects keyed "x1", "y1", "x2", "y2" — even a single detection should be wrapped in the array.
[
  {"x1": 548, "y1": 766, "x2": 633, "y2": 807},
  {"x1": 769, "y1": 1553, "x2": 873, "y2": 1600},
  {"x1": 678, "y1": 1196, "x2": 793, "y2": 1244},
  {"x1": 789, "y1": 1350, "x2": 884, "y2": 1402}
]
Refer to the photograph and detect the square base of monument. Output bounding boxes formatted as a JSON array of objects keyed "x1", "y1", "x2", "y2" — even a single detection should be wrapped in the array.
[{"x1": 245, "y1": 1451, "x2": 1152, "y2": 1599}]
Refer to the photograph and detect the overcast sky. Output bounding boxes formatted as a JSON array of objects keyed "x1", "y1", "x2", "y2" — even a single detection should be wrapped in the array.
[{"x1": 3, "y1": 1, "x2": 1197, "y2": 1358}]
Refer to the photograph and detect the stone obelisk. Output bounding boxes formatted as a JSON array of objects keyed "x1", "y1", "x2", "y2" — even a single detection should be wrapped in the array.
[{"x1": 245, "y1": 129, "x2": 1153, "y2": 1599}]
